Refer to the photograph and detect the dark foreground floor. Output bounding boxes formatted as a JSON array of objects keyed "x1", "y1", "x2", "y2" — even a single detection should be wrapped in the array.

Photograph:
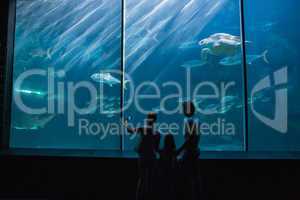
[{"x1": 0, "y1": 155, "x2": 299, "y2": 199}]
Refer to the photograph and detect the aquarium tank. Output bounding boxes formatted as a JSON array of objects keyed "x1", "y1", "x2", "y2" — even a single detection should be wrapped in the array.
[{"x1": 7, "y1": 0, "x2": 300, "y2": 156}]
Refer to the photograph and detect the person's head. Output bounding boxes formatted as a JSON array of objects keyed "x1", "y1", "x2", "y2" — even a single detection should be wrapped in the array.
[
  {"x1": 146, "y1": 112, "x2": 157, "y2": 126},
  {"x1": 182, "y1": 101, "x2": 196, "y2": 117},
  {"x1": 163, "y1": 134, "x2": 176, "y2": 152}
]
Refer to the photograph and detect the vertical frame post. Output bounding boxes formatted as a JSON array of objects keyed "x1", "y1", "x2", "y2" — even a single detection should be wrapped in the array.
[
  {"x1": 239, "y1": 0, "x2": 249, "y2": 152},
  {"x1": 1, "y1": 0, "x2": 16, "y2": 150},
  {"x1": 120, "y1": 0, "x2": 125, "y2": 152}
]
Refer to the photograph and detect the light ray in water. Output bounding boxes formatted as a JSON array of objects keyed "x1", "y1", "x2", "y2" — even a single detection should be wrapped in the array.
[
  {"x1": 126, "y1": 0, "x2": 229, "y2": 75},
  {"x1": 15, "y1": 0, "x2": 121, "y2": 74},
  {"x1": 14, "y1": 88, "x2": 46, "y2": 98}
]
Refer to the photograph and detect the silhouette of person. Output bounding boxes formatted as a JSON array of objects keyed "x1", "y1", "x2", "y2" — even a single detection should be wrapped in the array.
[
  {"x1": 156, "y1": 133, "x2": 189, "y2": 200},
  {"x1": 157, "y1": 134, "x2": 177, "y2": 200},
  {"x1": 178, "y1": 101, "x2": 201, "y2": 200},
  {"x1": 125, "y1": 112, "x2": 161, "y2": 200}
]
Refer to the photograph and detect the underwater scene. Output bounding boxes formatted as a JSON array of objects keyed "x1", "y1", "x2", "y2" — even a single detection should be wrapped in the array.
[
  {"x1": 124, "y1": 0, "x2": 245, "y2": 151},
  {"x1": 9, "y1": 0, "x2": 300, "y2": 153},
  {"x1": 11, "y1": 0, "x2": 122, "y2": 149},
  {"x1": 245, "y1": 0, "x2": 300, "y2": 151}
]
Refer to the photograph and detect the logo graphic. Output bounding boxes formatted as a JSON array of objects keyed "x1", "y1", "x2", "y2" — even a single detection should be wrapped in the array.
[{"x1": 250, "y1": 67, "x2": 288, "y2": 134}]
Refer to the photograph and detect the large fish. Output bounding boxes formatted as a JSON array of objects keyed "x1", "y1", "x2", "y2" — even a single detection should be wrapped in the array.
[
  {"x1": 181, "y1": 60, "x2": 207, "y2": 68},
  {"x1": 91, "y1": 72, "x2": 130, "y2": 88},
  {"x1": 13, "y1": 113, "x2": 55, "y2": 130},
  {"x1": 199, "y1": 95, "x2": 239, "y2": 114},
  {"x1": 219, "y1": 50, "x2": 269, "y2": 66}
]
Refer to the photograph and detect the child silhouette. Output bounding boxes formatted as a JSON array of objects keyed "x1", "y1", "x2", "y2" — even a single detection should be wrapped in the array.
[{"x1": 157, "y1": 134, "x2": 180, "y2": 200}]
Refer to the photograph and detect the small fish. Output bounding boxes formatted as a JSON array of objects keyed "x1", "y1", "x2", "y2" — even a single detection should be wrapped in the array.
[
  {"x1": 181, "y1": 60, "x2": 207, "y2": 68},
  {"x1": 106, "y1": 114, "x2": 116, "y2": 118},
  {"x1": 217, "y1": 103, "x2": 235, "y2": 114},
  {"x1": 249, "y1": 22, "x2": 277, "y2": 32},
  {"x1": 146, "y1": 29, "x2": 159, "y2": 42},
  {"x1": 102, "y1": 109, "x2": 116, "y2": 115},
  {"x1": 30, "y1": 48, "x2": 52, "y2": 60},
  {"x1": 221, "y1": 95, "x2": 238, "y2": 104},
  {"x1": 203, "y1": 104, "x2": 219, "y2": 112},
  {"x1": 235, "y1": 104, "x2": 244, "y2": 109},
  {"x1": 194, "y1": 96, "x2": 205, "y2": 105},
  {"x1": 248, "y1": 93, "x2": 264, "y2": 105}
]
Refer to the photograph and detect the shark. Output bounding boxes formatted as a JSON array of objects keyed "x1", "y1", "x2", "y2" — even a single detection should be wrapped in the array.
[
  {"x1": 91, "y1": 72, "x2": 130, "y2": 88},
  {"x1": 181, "y1": 60, "x2": 207, "y2": 68},
  {"x1": 13, "y1": 114, "x2": 55, "y2": 130},
  {"x1": 219, "y1": 50, "x2": 269, "y2": 66}
]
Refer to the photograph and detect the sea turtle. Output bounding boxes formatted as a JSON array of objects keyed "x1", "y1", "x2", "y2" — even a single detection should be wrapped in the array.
[
  {"x1": 198, "y1": 33, "x2": 243, "y2": 61},
  {"x1": 209, "y1": 33, "x2": 241, "y2": 41}
]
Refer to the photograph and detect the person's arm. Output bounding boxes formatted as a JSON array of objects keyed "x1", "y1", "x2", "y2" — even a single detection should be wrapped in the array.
[
  {"x1": 122, "y1": 119, "x2": 141, "y2": 134},
  {"x1": 127, "y1": 126, "x2": 137, "y2": 134},
  {"x1": 128, "y1": 127, "x2": 146, "y2": 135}
]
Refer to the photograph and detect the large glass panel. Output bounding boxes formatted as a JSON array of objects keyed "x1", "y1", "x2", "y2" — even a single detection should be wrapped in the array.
[
  {"x1": 124, "y1": 0, "x2": 245, "y2": 151},
  {"x1": 245, "y1": 0, "x2": 300, "y2": 151},
  {"x1": 10, "y1": 0, "x2": 122, "y2": 149}
]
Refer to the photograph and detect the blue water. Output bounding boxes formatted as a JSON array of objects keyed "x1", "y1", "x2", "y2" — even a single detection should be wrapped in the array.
[
  {"x1": 10, "y1": 0, "x2": 300, "y2": 153},
  {"x1": 11, "y1": 0, "x2": 122, "y2": 149},
  {"x1": 245, "y1": 0, "x2": 300, "y2": 151},
  {"x1": 124, "y1": 0, "x2": 245, "y2": 151}
]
